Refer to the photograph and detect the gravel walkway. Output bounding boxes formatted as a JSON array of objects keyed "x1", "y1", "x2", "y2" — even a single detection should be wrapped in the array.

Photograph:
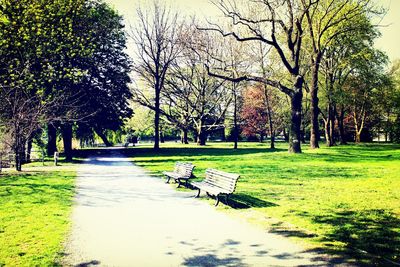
[{"x1": 63, "y1": 151, "x2": 329, "y2": 266}]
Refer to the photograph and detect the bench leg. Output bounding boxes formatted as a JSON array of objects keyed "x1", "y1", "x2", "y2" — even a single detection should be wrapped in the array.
[
  {"x1": 195, "y1": 188, "x2": 201, "y2": 198},
  {"x1": 177, "y1": 179, "x2": 182, "y2": 188},
  {"x1": 214, "y1": 195, "x2": 220, "y2": 206},
  {"x1": 166, "y1": 176, "x2": 171, "y2": 184},
  {"x1": 177, "y1": 179, "x2": 189, "y2": 188}
]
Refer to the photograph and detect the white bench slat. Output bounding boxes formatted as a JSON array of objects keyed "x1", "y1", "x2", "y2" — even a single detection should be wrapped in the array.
[
  {"x1": 192, "y1": 168, "x2": 240, "y2": 206},
  {"x1": 164, "y1": 162, "x2": 195, "y2": 187}
]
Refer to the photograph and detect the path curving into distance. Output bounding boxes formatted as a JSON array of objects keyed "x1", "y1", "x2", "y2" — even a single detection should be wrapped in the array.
[{"x1": 63, "y1": 150, "x2": 331, "y2": 267}]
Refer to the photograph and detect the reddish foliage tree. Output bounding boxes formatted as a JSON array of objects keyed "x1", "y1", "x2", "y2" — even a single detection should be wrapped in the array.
[{"x1": 241, "y1": 86, "x2": 268, "y2": 141}]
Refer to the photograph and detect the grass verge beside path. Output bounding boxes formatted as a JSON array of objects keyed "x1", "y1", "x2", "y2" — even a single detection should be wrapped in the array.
[
  {"x1": 0, "y1": 163, "x2": 76, "y2": 266},
  {"x1": 123, "y1": 142, "x2": 400, "y2": 266}
]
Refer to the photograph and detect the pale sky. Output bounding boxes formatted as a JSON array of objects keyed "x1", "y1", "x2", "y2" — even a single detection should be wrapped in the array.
[
  {"x1": 374, "y1": 0, "x2": 400, "y2": 62},
  {"x1": 106, "y1": 0, "x2": 400, "y2": 63}
]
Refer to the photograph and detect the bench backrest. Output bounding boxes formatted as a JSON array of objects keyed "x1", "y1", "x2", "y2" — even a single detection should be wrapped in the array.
[
  {"x1": 174, "y1": 162, "x2": 195, "y2": 178},
  {"x1": 1, "y1": 153, "x2": 15, "y2": 168},
  {"x1": 204, "y1": 168, "x2": 240, "y2": 194}
]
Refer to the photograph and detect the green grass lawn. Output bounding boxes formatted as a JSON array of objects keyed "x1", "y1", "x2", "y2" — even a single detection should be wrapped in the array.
[
  {"x1": 123, "y1": 142, "x2": 400, "y2": 265},
  {"x1": 0, "y1": 164, "x2": 76, "y2": 266}
]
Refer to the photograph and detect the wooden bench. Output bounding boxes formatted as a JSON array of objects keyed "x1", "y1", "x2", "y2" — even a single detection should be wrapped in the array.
[
  {"x1": 191, "y1": 169, "x2": 240, "y2": 206},
  {"x1": 163, "y1": 162, "x2": 195, "y2": 188},
  {"x1": 0, "y1": 153, "x2": 16, "y2": 171}
]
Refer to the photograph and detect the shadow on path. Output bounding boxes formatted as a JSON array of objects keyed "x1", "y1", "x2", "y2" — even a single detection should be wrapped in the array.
[
  {"x1": 63, "y1": 149, "x2": 363, "y2": 266},
  {"x1": 74, "y1": 260, "x2": 101, "y2": 267}
]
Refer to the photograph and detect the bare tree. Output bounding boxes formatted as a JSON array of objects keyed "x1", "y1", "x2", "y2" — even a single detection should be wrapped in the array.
[
  {"x1": 0, "y1": 68, "x2": 80, "y2": 171},
  {"x1": 164, "y1": 30, "x2": 231, "y2": 146},
  {"x1": 130, "y1": 2, "x2": 183, "y2": 150},
  {"x1": 256, "y1": 42, "x2": 277, "y2": 149},
  {"x1": 162, "y1": 60, "x2": 196, "y2": 144},
  {"x1": 224, "y1": 36, "x2": 249, "y2": 149},
  {"x1": 200, "y1": 0, "x2": 311, "y2": 153}
]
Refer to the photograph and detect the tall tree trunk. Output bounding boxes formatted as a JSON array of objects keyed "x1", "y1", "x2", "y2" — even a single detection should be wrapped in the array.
[
  {"x1": 160, "y1": 131, "x2": 165, "y2": 143},
  {"x1": 270, "y1": 130, "x2": 276, "y2": 148},
  {"x1": 337, "y1": 105, "x2": 347, "y2": 145},
  {"x1": 354, "y1": 117, "x2": 361, "y2": 143},
  {"x1": 47, "y1": 123, "x2": 57, "y2": 157},
  {"x1": 197, "y1": 123, "x2": 207, "y2": 146},
  {"x1": 324, "y1": 118, "x2": 330, "y2": 146},
  {"x1": 302, "y1": 91, "x2": 310, "y2": 145},
  {"x1": 264, "y1": 84, "x2": 275, "y2": 149},
  {"x1": 310, "y1": 57, "x2": 322, "y2": 149},
  {"x1": 181, "y1": 129, "x2": 189, "y2": 144},
  {"x1": 62, "y1": 124, "x2": 73, "y2": 162},
  {"x1": 183, "y1": 129, "x2": 189, "y2": 144},
  {"x1": 233, "y1": 84, "x2": 239, "y2": 150},
  {"x1": 353, "y1": 107, "x2": 366, "y2": 144},
  {"x1": 283, "y1": 128, "x2": 289, "y2": 142},
  {"x1": 288, "y1": 77, "x2": 303, "y2": 153},
  {"x1": 196, "y1": 118, "x2": 207, "y2": 146},
  {"x1": 14, "y1": 130, "x2": 22, "y2": 171},
  {"x1": 301, "y1": 128, "x2": 306, "y2": 144},
  {"x1": 260, "y1": 43, "x2": 275, "y2": 150},
  {"x1": 154, "y1": 84, "x2": 161, "y2": 150},
  {"x1": 15, "y1": 151, "x2": 22, "y2": 171},
  {"x1": 355, "y1": 131, "x2": 361, "y2": 143},
  {"x1": 329, "y1": 105, "x2": 336, "y2": 146},
  {"x1": 95, "y1": 128, "x2": 112, "y2": 147},
  {"x1": 385, "y1": 111, "x2": 390, "y2": 142},
  {"x1": 324, "y1": 105, "x2": 335, "y2": 147},
  {"x1": 197, "y1": 131, "x2": 207, "y2": 146},
  {"x1": 26, "y1": 139, "x2": 33, "y2": 163},
  {"x1": 20, "y1": 141, "x2": 27, "y2": 164}
]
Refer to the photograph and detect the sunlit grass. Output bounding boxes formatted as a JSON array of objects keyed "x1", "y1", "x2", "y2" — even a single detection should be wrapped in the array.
[
  {"x1": 124, "y1": 142, "x2": 400, "y2": 265},
  {"x1": 0, "y1": 164, "x2": 76, "y2": 266}
]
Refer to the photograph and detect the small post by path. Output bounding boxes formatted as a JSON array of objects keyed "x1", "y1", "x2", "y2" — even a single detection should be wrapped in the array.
[{"x1": 54, "y1": 152, "x2": 59, "y2": 166}]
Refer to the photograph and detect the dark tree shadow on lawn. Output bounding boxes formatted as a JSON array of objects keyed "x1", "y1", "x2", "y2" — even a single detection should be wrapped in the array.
[
  {"x1": 227, "y1": 193, "x2": 278, "y2": 209},
  {"x1": 121, "y1": 146, "x2": 285, "y2": 158},
  {"x1": 0, "y1": 172, "x2": 74, "y2": 200},
  {"x1": 269, "y1": 227, "x2": 318, "y2": 239},
  {"x1": 262, "y1": 209, "x2": 400, "y2": 266},
  {"x1": 307, "y1": 209, "x2": 400, "y2": 266},
  {"x1": 329, "y1": 143, "x2": 400, "y2": 152}
]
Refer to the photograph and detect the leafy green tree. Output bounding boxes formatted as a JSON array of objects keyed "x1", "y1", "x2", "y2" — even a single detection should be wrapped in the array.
[
  {"x1": 304, "y1": 0, "x2": 379, "y2": 149},
  {"x1": 125, "y1": 104, "x2": 154, "y2": 139},
  {"x1": 0, "y1": 0, "x2": 90, "y2": 169},
  {"x1": 318, "y1": 10, "x2": 384, "y2": 145},
  {"x1": 65, "y1": 1, "x2": 132, "y2": 153},
  {"x1": 376, "y1": 60, "x2": 400, "y2": 142},
  {"x1": 344, "y1": 50, "x2": 389, "y2": 143},
  {"x1": 41, "y1": 1, "x2": 132, "y2": 160},
  {"x1": 0, "y1": 0, "x2": 132, "y2": 166},
  {"x1": 390, "y1": 61, "x2": 400, "y2": 142}
]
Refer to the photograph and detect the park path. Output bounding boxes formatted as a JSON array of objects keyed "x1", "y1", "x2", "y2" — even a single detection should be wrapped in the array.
[{"x1": 63, "y1": 150, "x2": 327, "y2": 267}]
